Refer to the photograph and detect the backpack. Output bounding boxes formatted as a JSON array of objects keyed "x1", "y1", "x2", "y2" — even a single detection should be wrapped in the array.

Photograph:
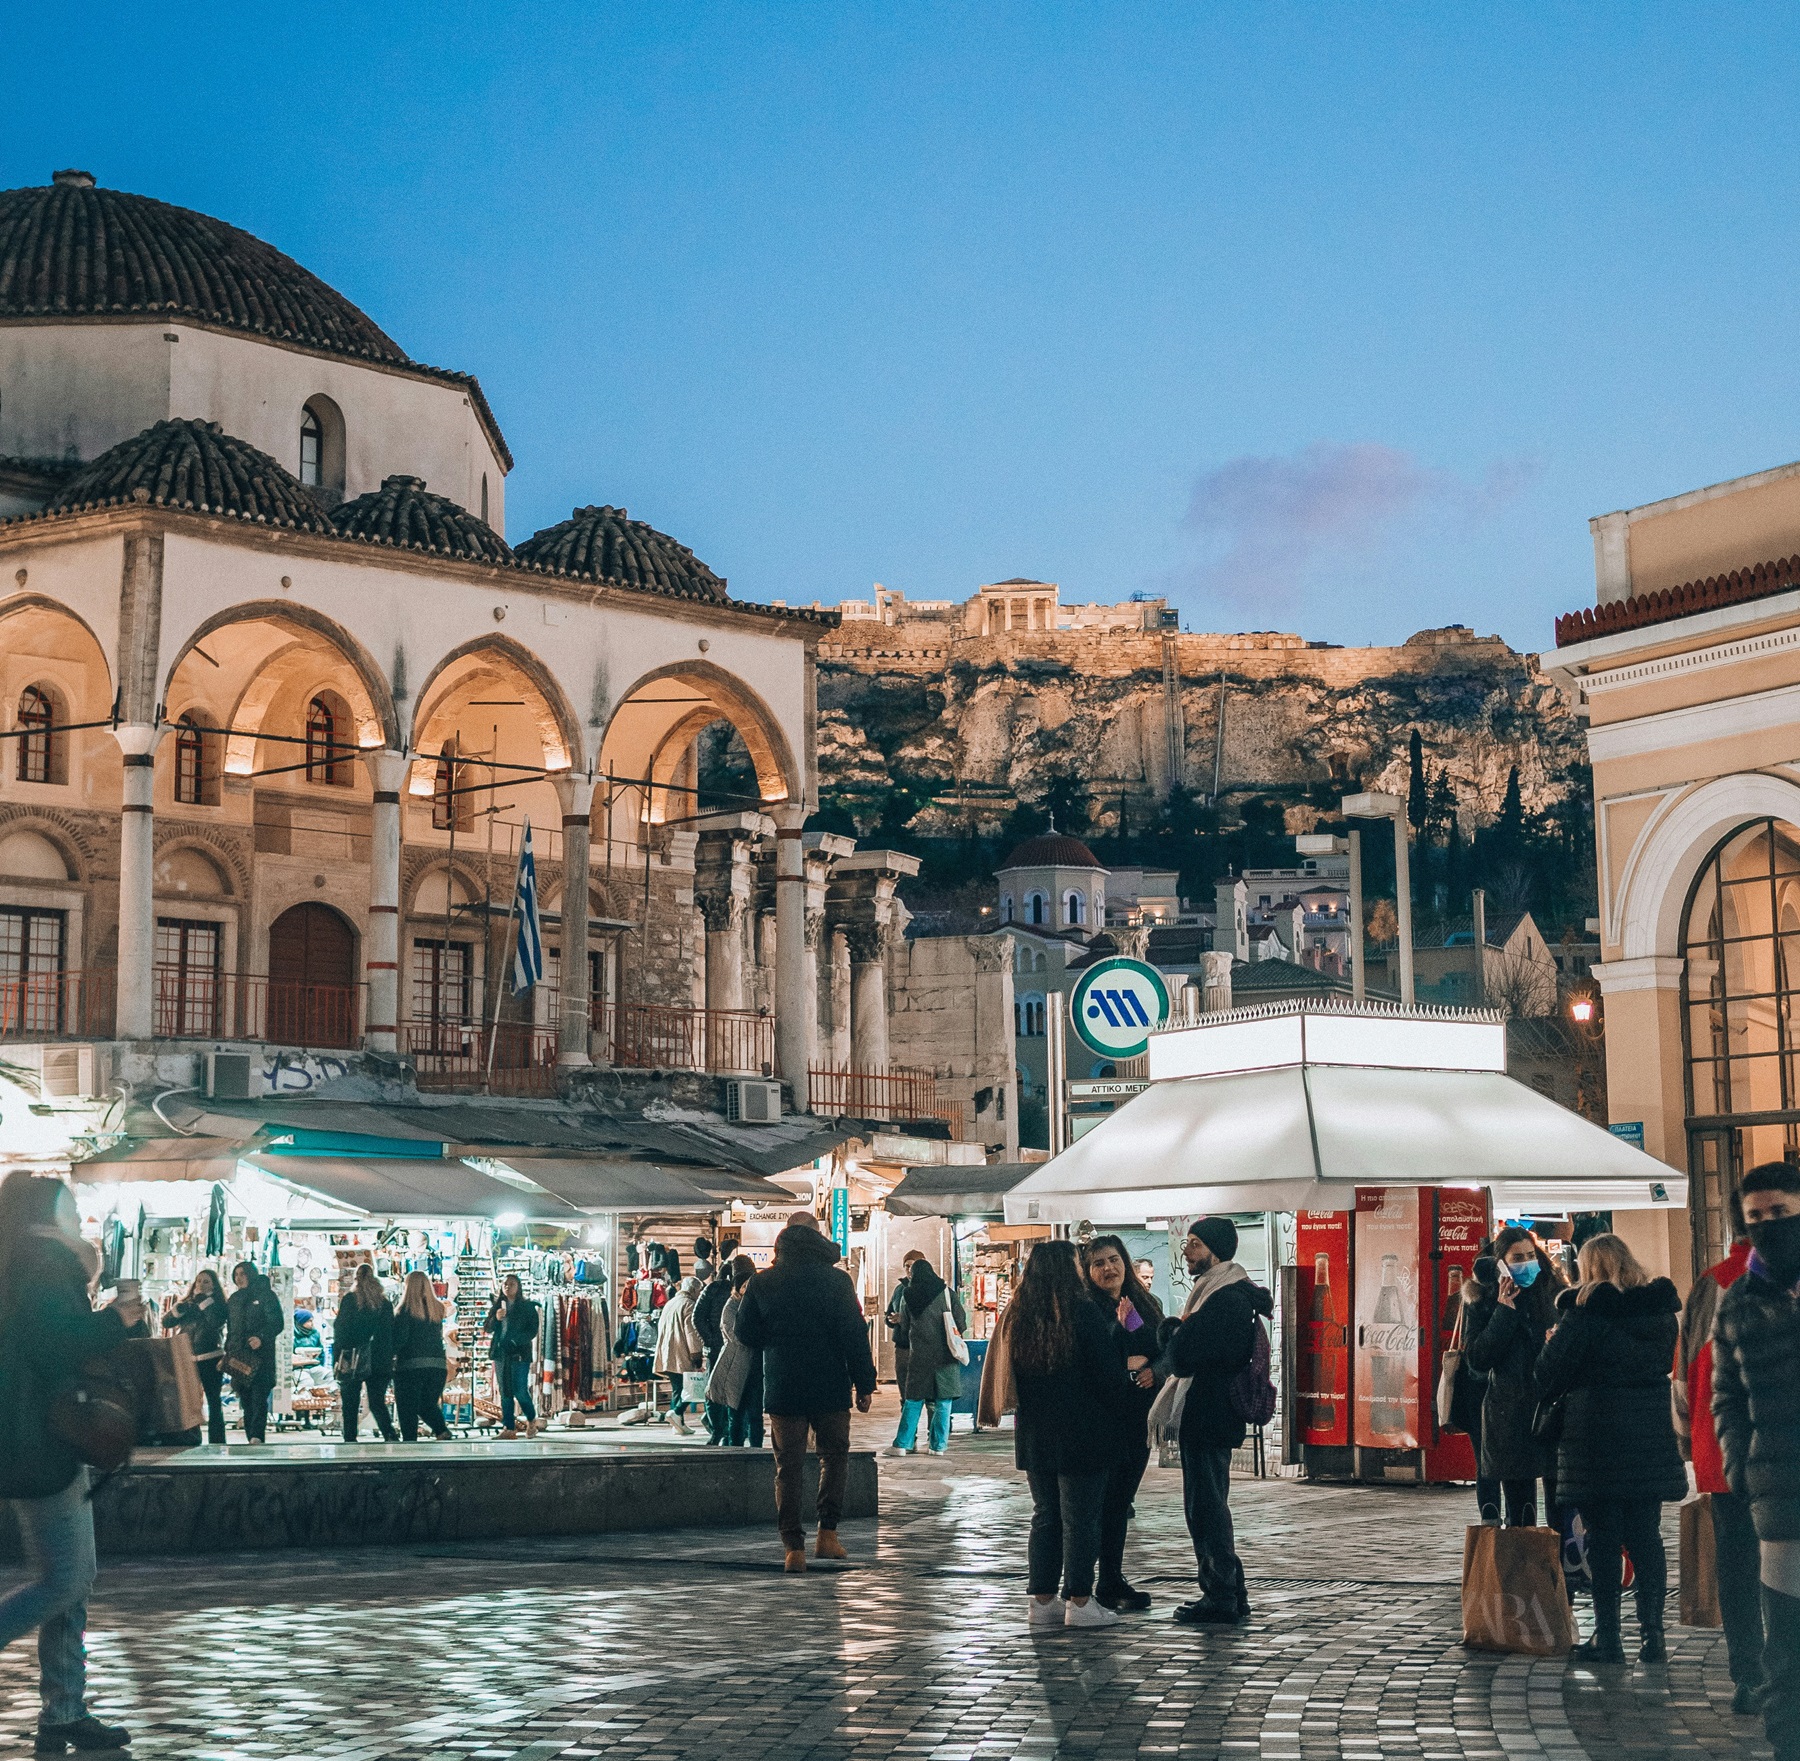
[{"x1": 1228, "y1": 1317, "x2": 1277, "y2": 1427}]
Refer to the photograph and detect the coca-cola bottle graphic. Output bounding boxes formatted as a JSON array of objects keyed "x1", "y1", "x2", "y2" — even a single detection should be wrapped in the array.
[
  {"x1": 1307, "y1": 1253, "x2": 1338, "y2": 1430},
  {"x1": 1369, "y1": 1253, "x2": 1407, "y2": 1434}
]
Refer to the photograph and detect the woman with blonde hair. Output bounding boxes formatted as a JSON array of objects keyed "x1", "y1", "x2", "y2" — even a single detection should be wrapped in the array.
[
  {"x1": 391, "y1": 1271, "x2": 452, "y2": 1442},
  {"x1": 1536, "y1": 1232, "x2": 1685, "y2": 1663},
  {"x1": 333, "y1": 1263, "x2": 398, "y2": 1443}
]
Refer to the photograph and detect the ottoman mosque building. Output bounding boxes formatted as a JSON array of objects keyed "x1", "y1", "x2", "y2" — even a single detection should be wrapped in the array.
[{"x1": 0, "y1": 167, "x2": 900, "y2": 1103}]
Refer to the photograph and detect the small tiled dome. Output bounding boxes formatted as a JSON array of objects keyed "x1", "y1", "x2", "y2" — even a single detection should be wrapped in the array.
[
  {"x1": 1001, "y1": 833, "x2": 1104, "y2": 870},
  {"x1": 43, "y1": 418, "x2": 332, "y2": 529},
  {"x1": 515, "y1": 504, "x2": 727, "y2": 602},
  {"x1": 331, "y1": 475, "x2": 513, "y2": 563}
]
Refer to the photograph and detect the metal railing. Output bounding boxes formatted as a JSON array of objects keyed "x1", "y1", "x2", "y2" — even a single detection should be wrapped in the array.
[
  {"x1": 594, "y1": 1000, "x2": 776, "y2": 1077},
  {"x1": 154, "y1": 968, "x2": 364, "y2": 1049},
  {"x1": 0, "y1": 968, "x2": 116, "y2": 1041},
  {"x1": 403, "y1": 1018, "x2": 560, "y2": 1096},
  {"x1": 807, "y1": 1064, "x2": 967, "y2": 1135}
]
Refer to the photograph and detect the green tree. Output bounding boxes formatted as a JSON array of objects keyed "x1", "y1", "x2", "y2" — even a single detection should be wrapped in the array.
[{"x1": 1408, "y1": 728, "x2": 1428, "y2": 834}]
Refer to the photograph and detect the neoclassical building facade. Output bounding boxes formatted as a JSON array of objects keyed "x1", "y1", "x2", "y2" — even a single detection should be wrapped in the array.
[
  {"x1": 0, "y1": 168, "x2": 969, "y2": 1114},
  {"x1": 1548, "y1": 458, "x2": 1800, "y2": 1283}
]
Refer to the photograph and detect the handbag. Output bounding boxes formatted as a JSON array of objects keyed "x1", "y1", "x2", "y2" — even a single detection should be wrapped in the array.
[
  {"x1": 1680, "y1": 1495, "x2": 1723, "y2": 1627},
  {"x1": 47, "y1": 1356, "x2": 137, "y2": 1472},
  {"x1": 1435, "y1": 1305, "x2": 1466, "y2": 1430},
  {"x1": 943, "y1": 1307, "x2": 970, "y2": 1367},
  {"x1": 1531, "y1": 1395, "x2": 1565, "y2": 1446},
  {"x1": 223, "y1": 1353, "x2": 258, "y2": 1382},
  {"x1": 336, "y1": 1345, "x2": 370, "y2": 1382}
]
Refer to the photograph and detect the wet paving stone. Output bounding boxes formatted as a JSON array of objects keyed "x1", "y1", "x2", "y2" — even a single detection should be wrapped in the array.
[{"x1": 0, "y1": 1429, "x2": 1771, "y2": 1758}]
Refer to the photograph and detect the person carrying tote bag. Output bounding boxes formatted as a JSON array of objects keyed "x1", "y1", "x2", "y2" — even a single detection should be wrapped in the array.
[{"x1": 881, "y1": 1259, "x2": 966, "y2": 1458}]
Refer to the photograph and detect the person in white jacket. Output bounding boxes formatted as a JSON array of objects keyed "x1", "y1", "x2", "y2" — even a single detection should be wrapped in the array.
[{"x1": 652, "y1": 1265, "x2": 707, "y2": 1435}]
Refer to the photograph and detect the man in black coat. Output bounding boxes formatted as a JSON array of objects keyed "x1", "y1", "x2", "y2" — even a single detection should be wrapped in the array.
[
  {"x1": 1715, "y1": 1161, "x2": 1800, "y2": 1761},
  {"x1": 732, "y1": 1215, "x2": 876, "y2": 1573},
  {"x1": 1161, "y1": 1217, "x2": 1274, "y2": 1626}
]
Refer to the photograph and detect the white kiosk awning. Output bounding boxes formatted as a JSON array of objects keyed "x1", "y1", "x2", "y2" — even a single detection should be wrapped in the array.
[{"x1": 1005, "y1": 1002, "x2": 1686, "y2": 1225}]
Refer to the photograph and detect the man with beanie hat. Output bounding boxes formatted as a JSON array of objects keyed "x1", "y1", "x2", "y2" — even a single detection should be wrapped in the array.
[{"x1": 1158, "y1": 1216, "x2": 1273, "y2": 1625}]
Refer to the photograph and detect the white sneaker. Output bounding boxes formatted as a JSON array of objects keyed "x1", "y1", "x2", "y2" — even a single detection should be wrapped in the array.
[
  {"x1": 620, "y1": 1407, "x2": 651, "y2": 1427},
  {"x1": 1027, "y1": 1595, "x2": 1066, "y2": 1627},
  {"x1": 878, "y1": 1445, "x2": 913, "y2": 1459},
  {"x1": 671, "y1": 1415, "x2": 692, "y2": 1434},
  {"x1": 1064, "y1": 1597, "x2": 1120, "y2": 1628}
]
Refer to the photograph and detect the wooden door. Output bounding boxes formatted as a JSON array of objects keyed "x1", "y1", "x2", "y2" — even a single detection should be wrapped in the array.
[{"x1": 266, "y1": 903, "x2": 357, "y2": 1046}]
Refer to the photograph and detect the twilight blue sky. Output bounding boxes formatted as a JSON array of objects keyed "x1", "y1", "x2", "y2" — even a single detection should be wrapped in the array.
[{"x1": 6, "y1": 4, "x2": 1799, "y2": 650}]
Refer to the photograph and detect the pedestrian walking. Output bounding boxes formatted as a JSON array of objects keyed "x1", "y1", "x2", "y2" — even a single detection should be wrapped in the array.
[
  {"x1": 1535, "y1": 1234, "x2": 1684, "y2": 1663},
  {"x1": 334, "y1": 1264, "x2": 398, "y2": 1443},
  {"x1": 694, "y1": 1253, "x2": 732, "y2": 1444},
  {"x1": 0, "y1": 1170, "x2": 140, "y2": 1754},
  {"x1": 165, "y1": 1267, "x2": 229, "y2": 1445},
  {"x1": 483, "y1": 1274, "x2": 541, "y2": 1439},
  {"x1": 1081, "y1": 1233, "x2": 1164, "y2": 1612},
  {"x1": 391, "y1": 1271, "x2": 452, "y2": 1442},
  {"x1": 654, "y1": 1261, "x2": 707, "y2": 1435},
  {"x1": 884, "y1": 1250, "x2": 926, "y2": 1390},
  {"x1": 707, "y1": 1255, "x2": 765, "y2": 1447},
  {"x1": 1008, "y1": 1239, "x2": 1134, "y2": 1630},
  {"x1": 1714, "y1": 1160, "x2": 1800, "y2": 1761},
  {"x1": 1159, "y1": 1217, "x2": 1275, "y2": 1626},
  {"x1": 881, "y1": 1257, "x2": 966, "y2": 1458},
  {"x1": 225, "y1": 1260, "x2": 282, "y2": 1445},
  {"x1": 732, "y1": 1214, "x2": 876, "y2": 1573},
  {"x1": 1463, "y1": 1226, "x2": 1560, "y2": 1526}
]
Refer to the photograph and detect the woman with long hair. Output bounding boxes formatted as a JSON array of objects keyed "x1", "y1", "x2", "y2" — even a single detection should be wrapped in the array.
[
  {"x1": 706, "y1": 1255, "x2": 765, "y2": 1447},
  {"x1": 483, "y1": 1272, "x2": 541, "y2": 1439},
  {"x1": 1537, "y1": 1233, "x2": 1685, "y2": 1662},
  {"x1": 165, "y1": 1267, "x2": 229, "y2": 1445},
  {"x1": 333, "y1": 1264, "x2": 398, "y2": 1443},
  {"x1": 1081, "y1": 1235, "x2": 1165, "y2": 1611},
  {"x1": 390, "y1": 1271, "x2": 452, "y2": 1442},
  {"x1": 0, "y1": 1170, "x2": 140, "y2": 1752},
  {"x1": 1464, "y1": 1224, "x2": 1562, "y2": 1526},
  {"x1": 225, "y1": 1259, "x2": 283, "y2": 1445},
  {"x1": 1008, "y1": 1239, "x2": 1134, "y2": 1630}
]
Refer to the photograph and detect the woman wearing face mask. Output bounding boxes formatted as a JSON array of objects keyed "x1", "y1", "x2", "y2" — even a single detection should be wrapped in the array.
[
  {"x1": 0, "y1": 1171, "x2": 141, "y2": 1753},
  {"x1": 225, "y1": 1261, "x2": 283, "y2": 1445},
  {"x1": 1464, "y1": 1225, "x2": 1561, "y2": 1527},
  {"x1": 1080, "y1": 1235, "x2": 1165, "y2": 1613},
  {"x1": 1535, "y1": 1234, "x2": 1684, "y2": 1663}
]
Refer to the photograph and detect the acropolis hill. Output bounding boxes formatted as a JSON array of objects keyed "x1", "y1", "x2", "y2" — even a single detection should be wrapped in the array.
[{"x1": 787, "y1": 578, "x2": 1583, "y2": 838}]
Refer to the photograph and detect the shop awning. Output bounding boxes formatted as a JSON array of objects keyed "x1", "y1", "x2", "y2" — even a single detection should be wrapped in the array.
[
  {"x1": 887, "y1": 1163, "x2": 1042, "y2": 1218},
  {"x1": 70, "y1": 1138, "x2": 247, "y2": 1183},
  {"x1": 1004, "y1": 1003, "x2": 1688, "y2": 1225},
  {"x1": 490, "y1": 1157, "x2": 787, "y2": 1212},
  {"x1": 242, "y1": 1154, "x2": 584, "y2": 1222}
]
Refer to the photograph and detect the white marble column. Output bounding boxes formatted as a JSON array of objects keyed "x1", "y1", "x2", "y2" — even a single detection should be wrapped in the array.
[
  {"x1": 362, "y1": 749, "x2": 408, "y2": 1054},
  {"x1": 847, "y1": 920, "x2": 891, "y2": 1074},
  {"x1": 773, "y1": 803, "x2": 812, "y2": 1093},
  {"x1": 554, "y1": 774, "x2": 593, "y2": 1068},
  {"x1": 112, "y1": 723, "x2": 160, "y2": 1040}
]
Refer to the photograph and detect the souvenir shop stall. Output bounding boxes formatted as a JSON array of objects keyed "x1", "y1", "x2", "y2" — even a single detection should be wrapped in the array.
[
  {"x1": 1004, "y1": 1000, "x2": 1688, "y2": 1486},
  {"x1": 884, "y1": 1163, "x2": 1048, "y2": 1345}
]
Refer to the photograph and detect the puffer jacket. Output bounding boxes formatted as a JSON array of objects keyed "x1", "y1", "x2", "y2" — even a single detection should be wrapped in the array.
[
  {"x1": 1163, "y1": 1271, "x2": 1276, "y2": 1452},
  {"x1": 0, "y1": 1229, "x2": 129, "y2": 1500},
  {"x1": 333, "y1": 1294, "x2": 395, "y2": 1378},
  {"x1": 225, "y1": 1279, "x2": 283, "y2": 1379},
  {"x1": 732, "y1": 1225, "x2": 877, "y2": 1416},
  {"x1": 1675, "y1": 1241, "x2": 1751, "y2": 1494},
  {"x1": 165, "y1": 1290, "x2": 228, "y2": 1361},
  {"x1": 1535, "y1": 1279, "x2": 1686, "y2": 1508},
  {"x1": 1464, "y1": 1268, "x2": 1555, "y2": 1480},
  {"x1": 1714, "y1": 1261, "x2": 1800, "y2": 1540},
  {"x1": 653, "y1": 1277, "x2": 706, "y2": 1375}
]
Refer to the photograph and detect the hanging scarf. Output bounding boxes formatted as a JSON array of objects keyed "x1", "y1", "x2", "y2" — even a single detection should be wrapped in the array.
[{"x1": 1146, "y1": 1261, "x2": 1249, "y2": 1448}]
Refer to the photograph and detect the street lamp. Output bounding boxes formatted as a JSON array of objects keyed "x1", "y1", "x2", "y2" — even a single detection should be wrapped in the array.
[
  {"x1": 1339, "y1": 791, "x2": 1414, "y2": 1006},
  {"x1": 1569, "y1": 993, "x2": 1597, "y2": 1026}
]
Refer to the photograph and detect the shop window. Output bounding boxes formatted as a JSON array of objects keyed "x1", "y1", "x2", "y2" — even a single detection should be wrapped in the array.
[
  {"x1": 0, "y1": 906, "x2": 66, "y2": 1034},
  {"x1": 15, "y1": 685, "x2": 60, "y2": 784},
  {"x1": 154, "y1": 918, "x2": 222, "y2": 1036}
]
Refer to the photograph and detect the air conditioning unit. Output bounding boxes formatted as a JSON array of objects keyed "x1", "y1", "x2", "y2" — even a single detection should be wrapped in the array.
[
  {"x1": 13, "y1": 1043, "x2": 102, "y2": 1100},
  {"x1": 206, "y1": 1050, "x2": 256, "y2": 1101},
  {"x1": 725, "y1": 1078, "x2": 783, "y2": 1125}
]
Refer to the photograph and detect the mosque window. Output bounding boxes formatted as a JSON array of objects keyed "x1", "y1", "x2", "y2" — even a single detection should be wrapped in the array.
[
  {"x1": 299, "y1": 408, "x2": 322, "y2": 487},
  {"x1": 480, "y1": 474, "x2": 489, "y2": 524},
  {"x1": 305, "y1": 695, "x2": 348, "y2": 786},
  {"x1": 173, "y1": 713, "x2": 218, "y2": 806},
  {"x1": 15, "y1": 686, "x2": 57, "y2": 784}
]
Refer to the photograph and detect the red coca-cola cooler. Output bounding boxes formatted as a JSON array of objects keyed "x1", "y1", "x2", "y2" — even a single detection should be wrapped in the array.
[{"x1": 1292, "y1": 1185, "x2": 1489, "y2": 1484}]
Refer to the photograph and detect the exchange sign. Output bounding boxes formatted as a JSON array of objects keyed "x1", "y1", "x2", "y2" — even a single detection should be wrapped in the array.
[{"x1": 1068, "y1": 957, "x2": 1171, "y2": 1060}]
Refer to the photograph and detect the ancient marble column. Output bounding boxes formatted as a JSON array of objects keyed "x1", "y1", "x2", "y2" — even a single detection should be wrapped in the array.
[
  {"x1": 112, "y1": 723, "x2": 160, "y2": 1040},
  {"x1": 362, "y1": 748, "x2": 408, "y2": 1053}
]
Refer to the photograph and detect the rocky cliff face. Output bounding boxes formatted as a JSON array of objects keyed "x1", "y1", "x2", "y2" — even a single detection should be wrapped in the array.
[{"x1": 815, "y1": 622, "x2": 1584, "y2": 837}]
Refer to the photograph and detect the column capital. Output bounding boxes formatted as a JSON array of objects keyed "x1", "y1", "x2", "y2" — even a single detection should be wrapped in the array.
[
  {"x1": 360, "y1": 747, "x2": 410, "y2": 793},
  {"x1": 110, "y1": 721, "x2": 162, "y2": 759},
  {"x1": 1593, "y1": 955, "x2": 1685, "y2": 995}
]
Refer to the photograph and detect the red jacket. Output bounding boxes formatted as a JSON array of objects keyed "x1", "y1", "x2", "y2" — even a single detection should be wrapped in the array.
[{"x1": 1675, "y1": 1240, "x2": 1752, "y2": 1494}]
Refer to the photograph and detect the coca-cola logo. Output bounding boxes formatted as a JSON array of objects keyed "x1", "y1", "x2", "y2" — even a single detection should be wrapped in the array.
[{"x1": 1365, "y1": 1323, "x2": 1418, "y2": 1354}]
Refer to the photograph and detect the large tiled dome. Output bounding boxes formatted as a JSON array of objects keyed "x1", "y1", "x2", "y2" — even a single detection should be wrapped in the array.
[
  {"x1": 516, "y1": 504, "x2": 728, "y2": 603},
  {"x1": 0, "y1": 171, "x2": 406, "y2": 363}
]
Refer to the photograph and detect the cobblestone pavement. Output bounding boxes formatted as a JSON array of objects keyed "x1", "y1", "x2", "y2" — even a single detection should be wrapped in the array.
[{"x1": 0, "y1": 1418, "x2": 1770, "y2": 1760}]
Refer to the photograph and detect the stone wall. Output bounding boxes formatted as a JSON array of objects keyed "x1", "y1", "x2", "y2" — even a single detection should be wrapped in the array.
[{"x1": 886, "y1": 931, "x2": 1018, "y2": 1156}]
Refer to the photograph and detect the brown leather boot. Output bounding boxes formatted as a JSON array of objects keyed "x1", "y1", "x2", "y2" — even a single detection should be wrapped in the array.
[
  {"x1": 783, "y1": 1547, "x2": 808, "y2": 1573},
  {"x1": 816, "y1": 1528, "x2": 848, "y2": 1561}
]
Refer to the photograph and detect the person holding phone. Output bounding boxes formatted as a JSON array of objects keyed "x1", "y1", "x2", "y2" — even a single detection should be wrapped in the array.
[
  {"x1": 1465, "y1": 1225, "x2": 1562, "y2": 1527},
  {"x1": 165, "y1": 1268, "x2": 230, "y2": 1444},
  {"x1": 483, "y1": 1274, "x2": 540, "y2": 1439},
  {"x1": 225, "y1": 1261, "x2": 282, "y2": 1445},
  {"x1": 1081, "y1": 1234, "x2": 1165, "y2": 1613}
]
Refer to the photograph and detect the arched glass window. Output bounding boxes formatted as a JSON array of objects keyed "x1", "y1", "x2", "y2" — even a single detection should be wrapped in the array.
[
  {"x1": 1064, "y1": 890, "x2": 1086, "y2": 927},
  {"x1": 480, "y1": 473, "x2": 489, "y2": 524},
  {"x1": 432, "y1": 739, "x2": 471, "y2": 831},
  {"x1": 305, "y1": 696, "x2": 345, "y2": 785},
  {"x1": 1014, "y1": 994, "x2": 1046, "y2": 1037},
  {"x1": 16, "y1": 687, "x2": 54, "y2": 784},
  {"x1": 1028, "y1": 891, "x2": 1046, "y2": 927},
  {"x1": 174, "y1": 714, "x2": 209, "y2": 805},
  {"x1": 1000, "y1": 894, "x2": 1013, "y2": 923},
  {"x1": 299, "y1": 408, "x2": 323, "y2": 487},
  {"x1": 1682, "y1": 817, "x2": 1800, "y2": 1268}
]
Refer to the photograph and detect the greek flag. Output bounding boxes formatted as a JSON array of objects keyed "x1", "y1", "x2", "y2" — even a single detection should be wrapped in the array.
[{"x1": 511, "y1": 817, "x2": 544, "y2": 994}]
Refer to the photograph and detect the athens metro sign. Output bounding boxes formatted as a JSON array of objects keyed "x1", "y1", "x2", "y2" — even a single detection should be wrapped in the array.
[{"x1": 1069, "y1": 957, "x2": 1171, "y2": 1060}]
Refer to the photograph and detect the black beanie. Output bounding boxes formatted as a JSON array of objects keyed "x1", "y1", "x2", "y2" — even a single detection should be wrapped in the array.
[{"x1": 1189, "y1": 1217, "x2": 1238, "y2": 1262}]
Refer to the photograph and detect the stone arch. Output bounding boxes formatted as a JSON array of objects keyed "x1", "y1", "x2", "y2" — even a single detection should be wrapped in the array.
[
  {"x1": 410, "y1": 635, "x2": 582, "y2": 777},
  {"x1": 1615, "y1": 771, "x2": 1800, "y2": 958},
  {"x1": 0, "y1": 809, "x2": 95, "y2": 883},
  {"x1": 152, "y1": 833, "x2": 243, "y2": 900},
  {"x1": 598, "y1": 660, "x2": 799, "y2": 829},
  {"x1": 164, "y1": 601, "x2": 402, "y2": 752},
  {"x1": 0, "y1": 595, "x2": 115, "y2": 702}
]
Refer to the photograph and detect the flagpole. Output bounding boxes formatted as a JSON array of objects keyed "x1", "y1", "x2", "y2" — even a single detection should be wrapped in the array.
[{"x1": 484, "y1": 826, "x2": 524, "y2": 1092}]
